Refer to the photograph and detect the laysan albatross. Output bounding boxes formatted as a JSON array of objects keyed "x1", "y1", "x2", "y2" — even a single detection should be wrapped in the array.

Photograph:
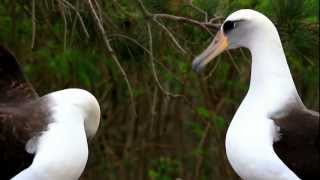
[
  {"x1": 0, "y1": 46, "x2": 101, "y2": 180},
  {"x1": 192, "y1": 9, "x2": 319, "y2": 179}
]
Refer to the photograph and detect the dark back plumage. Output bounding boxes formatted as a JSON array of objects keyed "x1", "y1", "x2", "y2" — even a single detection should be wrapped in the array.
[
  {"x1": 0, "y1": 46, "x2": 38, "y2": 103},
  {"x1": 273, "y1": 107, "x2": 320, "y2": 179},
  {"x1": 0, "y1": 46, "x2": 49, "y2": 179}
]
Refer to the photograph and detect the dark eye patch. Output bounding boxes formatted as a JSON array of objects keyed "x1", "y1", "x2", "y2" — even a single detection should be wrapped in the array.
[{"x1": 223, "y1": 21, "x2": 235, "y2": 33}]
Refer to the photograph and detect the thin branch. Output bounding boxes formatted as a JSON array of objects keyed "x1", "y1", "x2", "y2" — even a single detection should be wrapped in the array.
[
  {"x1": 153, "y1": 13, "x2": 218, "y2": 34},
  {"x1": 187, "y1": 2, "x2": 208, "y2": 22},
  {"x1": 108, "y1": 33, "x2": 184, "y2": 85},
  {"x1": 209, "y1": 16, "x2": 224, "y2": 24},
  {"x1": 58, "y1": 0, "x2": 68, "y2": 51},
  {"x1": 149, "y1": 86, "x2": 158, "y2": 138},
  {"x1": 226, "y1": 50, "x2": 241, "y2": 74},
  {"x1": 93, "y1": 0, "x2": 103, "y2": 24},
  {"x1": 153, "y1": 18, "x2": 186, "y2": 54},
  {"x1": 87, "y1": 0, "x2": 137, "y2": 150},
  {"x1": 195, "y1": 122, "x2": 211, "y2": 179},
  {"x1": 62, "y1": 0, "x2": 90, "y2": 38},
  {"x1": 137, "y1": 0, "x2": 220, "y2": 31},
  {"x1": 136, "y1": 0, "x2": 151, "y2": 17},
  {"x1": 147, "y1": 23, "x2": 183, "y2": 98},
  {"x1": 240, "y1": 48, "x2": 250, "y2": 64},
  {"x1": 31, "y1": 0, "x2": 36, "y2": 48},
  {"x1": 204, "y1": 57, "x2": 222, "y2": 80}
]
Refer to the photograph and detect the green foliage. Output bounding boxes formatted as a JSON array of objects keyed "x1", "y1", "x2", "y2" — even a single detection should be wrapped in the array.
[
  {"x1": 196, "y1": 106, "x2": 211, "y2": 119},
  {"x1": 148, "y1": 157, "x2": 181, "y2": 180}
]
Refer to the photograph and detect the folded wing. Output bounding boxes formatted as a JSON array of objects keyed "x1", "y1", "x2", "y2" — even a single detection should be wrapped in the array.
[{"x1": 273, "y1": 107, "x2": 320, "y2": 179}]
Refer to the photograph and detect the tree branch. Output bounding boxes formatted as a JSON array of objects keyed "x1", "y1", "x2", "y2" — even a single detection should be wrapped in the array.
[
  {"x1": 87, "y1": 0, "x2": 137, "y2": 151},
  {"x1": 31, "y1": 0, "x2": 36, "y2": 48}
]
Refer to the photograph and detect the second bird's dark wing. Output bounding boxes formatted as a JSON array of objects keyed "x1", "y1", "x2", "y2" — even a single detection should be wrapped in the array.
[{"x1": 273, "y1": 107, "x2": 320, "y2": 180}]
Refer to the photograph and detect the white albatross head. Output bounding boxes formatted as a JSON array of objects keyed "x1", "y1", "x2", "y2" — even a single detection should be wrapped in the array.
[
  {"x1": 192, "y1": 9, "x2": 281, "y2": 72},
  {"x1": 12, "y1": 88, "x2": 101, "y2": 180},
  {"x1": 48, "y1": 88, "x2": 101, "y2": 138}
]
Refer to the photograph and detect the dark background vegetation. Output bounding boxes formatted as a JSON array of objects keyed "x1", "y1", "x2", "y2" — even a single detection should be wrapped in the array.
[{"x1": 0, "y1": 0, "x2": 318, "y2": 179}]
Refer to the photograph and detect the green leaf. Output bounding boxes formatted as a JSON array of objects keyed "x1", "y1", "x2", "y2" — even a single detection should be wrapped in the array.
[{"x1": 196, "y1": 106, "x2": 211, "y2": 119}]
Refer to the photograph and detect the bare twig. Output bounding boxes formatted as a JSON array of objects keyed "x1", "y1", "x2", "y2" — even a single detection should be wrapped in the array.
[
  {"x1": 93, "y1": 0, "x2": 103, "y2": 24},
  {"x1": 62, "y1": 0, "x2": 90, "y2": 38},
  {"x1": 136, "y1": 0, "x2": 219, "y2": 55},
  {"x1": 209, "y1": 16, "x2": 224, "y2": 24},
  {"x1": 149, "y1": 86, "x2": 158, "y2": 138},
  {"x1": 153, "y1": 13, "x2": 218, "y2": 34},
  {"x1": 136, "y1": 0, "x2": 220, "y2": 47},
  {"x1": 187, "y1": 2, "x2": 208, "y2": 22},
  {"x1": 147, "y1": 23, "x2": 183, "y2": 98},
  {"x1": 108, "y1": 33, "x2": 185, "y2": 85},
  {"x1": 195, "y1": 122, "x2": 211, "y2": 179},
  {"x1": 240, "y1": 48, "x2": 251, "y2": 64},
  {"x1": 58, "y1": 0, "x2": 68, "y2": 51},
  {"x1": 137, "y1": 0, "x2": 220, "y2": 31},
  {"x1": 153, "y1": 18, "x2": 187, "y2": 54},
  {"x1": 226, "y1": 50, "x2": 241, "y2": 74},
  {"x1": 87, "y1": 0, "x2": 137, "y2": 150},
  {"x1": 204, "y1": 57, "x2": 222, "y2": 80},
  {"x1": 31, "y1": 0, "x2": 36, "y2": 48}
]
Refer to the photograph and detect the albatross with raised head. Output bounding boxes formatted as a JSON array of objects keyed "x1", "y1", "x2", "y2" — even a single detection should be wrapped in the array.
[
  {"x1": 0, "y1": 46, "x2": 101, "y2": 180},
  {"x1": 192, "y1": 9, "x2": 319, "y2": 180}
]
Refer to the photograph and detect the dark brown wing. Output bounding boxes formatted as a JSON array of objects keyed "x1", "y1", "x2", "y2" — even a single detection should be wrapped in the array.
[
  {"x1": 0, "y1": 46, "x2": 46, "y2": 179},
  {"x1": 0, "y1": 46, "x2": 38, "y2": 103},
  {"x1": 0, "y1": 99, "x2": 51, "y2": 179},
  {"x1": 273, "y1": 108, "x2": 320, "y2": 180}
]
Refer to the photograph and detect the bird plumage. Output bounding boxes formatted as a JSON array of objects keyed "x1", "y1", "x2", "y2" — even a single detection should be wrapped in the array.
[
  {"x1": 0, "y1": 46, "x2": 101, "y2": 180},
  {"x1": 192, "y1": 9, "x2": 319, "y2": 180},
  {"x1": 0, "y1": 46, "x2": 46, "y2": 179}
]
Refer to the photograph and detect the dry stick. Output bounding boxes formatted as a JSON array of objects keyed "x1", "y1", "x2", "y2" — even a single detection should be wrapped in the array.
[
  {"x1": 136, "y1": 0, "x2": 186, "y2": 54},
  {"x1": 108, "y1": 33, "x2": 185, "y2": 86},
  {"x1": 187, "y1": 2, "x2": 208, "y2": 22},
  {"x1": 106, "y1": 37, "x2": 194, "y2": 113},
  {"x1": 226, "y1": 50, "x2": 241, "y2": 74},
  {"x1": 147, "y1": 23, "x2": 183, "y2": 98},
  {"x1": 58, "y1": 0, "x2": 68, "y2": 51},
  {"x1": 109, "y1": 33, "x2": 186, "y2": 95},
  {"x1": 87, "y1": 0, "x2": 137, "y2": 151},
  {"x1": 240, "y1": 48, "x2": 250, "y2": 64},
  {"x1": 137, "y1": 0, "x2": 219, "y2": 46},
  {"x1": 204, "y1": 57, "x2": 222, "y2": 80},
  {"x1": 209, "y1": 16, "x2": 224, "y2": 24},
  {"x1": 152, "y1": 18, "x2": 186, "y2": 54},
  {"x1": 44, "y1": 0, "x2": 49, "y2": 9},
  {"x1": 195, "y1": 121, "x2": 211, "y2": 179},
  {"x1": 137, "y1": 0, "x2": 219, "y2": 32},
  {"x1": 93, "y1": 0, "x2": 103, "y2": 24},
  {"x1": 31, "y1": 0, "x2": 36, "y2": 48},
  {"x1": 149, "y1": 86, "x2": 158, "y2": 138},
  {"x1": 153, "y1": 14, "x2": 219, "y2": 33},
  {"x1": 62, "y1": 0, "x2": 90, "y2": 38}
]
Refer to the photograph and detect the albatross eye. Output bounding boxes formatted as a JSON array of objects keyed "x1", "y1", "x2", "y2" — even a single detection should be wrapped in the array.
[{"x1": 223, "y1": 21, "x2": 235, "y2": 33}]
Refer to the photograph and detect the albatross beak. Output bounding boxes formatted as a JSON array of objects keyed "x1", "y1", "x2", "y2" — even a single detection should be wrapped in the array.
[{"x1": 192, "y1": 31, "x2": 229, "y2": 73}]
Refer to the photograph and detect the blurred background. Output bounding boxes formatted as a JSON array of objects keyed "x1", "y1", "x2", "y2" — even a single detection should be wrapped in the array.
[{"x1": 0, "y1": 0, "x2": 318, "y2": 179}]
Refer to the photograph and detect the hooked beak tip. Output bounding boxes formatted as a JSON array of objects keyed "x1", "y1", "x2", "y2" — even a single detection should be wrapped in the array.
[
  {"x1": 192, "y1": 57, "x2": 205, "y2": 73},
  {"x1": 191, "y1": 31, "x2": 229, "y2": 74}
]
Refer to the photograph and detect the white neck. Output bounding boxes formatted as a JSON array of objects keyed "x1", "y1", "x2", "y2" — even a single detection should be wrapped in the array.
[
  {"x1": 244, "y1": 29, "x2": 302, "y2": 115},
  {"x1": 226, "y1": 31, "x2": 301, "y2": 180}
]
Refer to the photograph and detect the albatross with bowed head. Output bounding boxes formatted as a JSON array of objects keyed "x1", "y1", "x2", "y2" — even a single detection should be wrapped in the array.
[
  {"x1": 192, "y1": 9, "x2": 319, "y2": 179},
  {"x1": 0, "y1": 46, "x2": 101, "y2": 180}
]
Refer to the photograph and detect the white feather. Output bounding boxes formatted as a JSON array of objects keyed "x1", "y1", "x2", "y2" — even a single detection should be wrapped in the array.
[
  {"x1": 12, "y1": 89, "x2": 100, "y2": 180},
  {"x1": 224, "y1": 10, "x2": 301, "y2": 180}
]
